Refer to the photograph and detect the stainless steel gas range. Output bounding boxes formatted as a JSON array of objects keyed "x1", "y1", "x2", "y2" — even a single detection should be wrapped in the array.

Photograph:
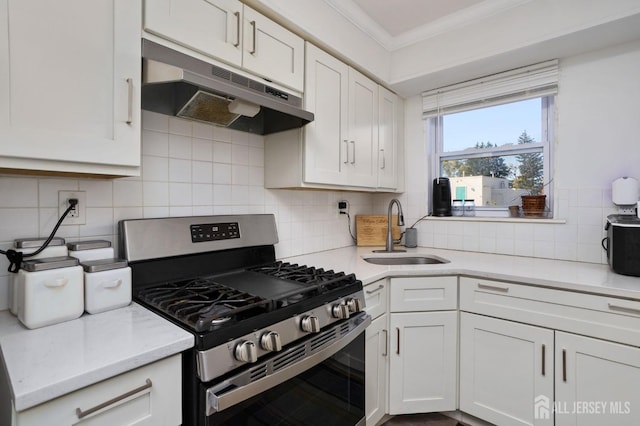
[{"x1": 119, "y1": 214, "x2": 370, "y2": 425}]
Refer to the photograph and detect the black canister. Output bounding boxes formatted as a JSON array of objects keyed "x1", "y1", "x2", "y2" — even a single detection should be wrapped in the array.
[{"x1": 432, "y1": 177, "x2": 452, "y2": 216}]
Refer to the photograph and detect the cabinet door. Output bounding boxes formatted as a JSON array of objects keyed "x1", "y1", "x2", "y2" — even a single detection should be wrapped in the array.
[
  {"x1": 347, "y1": 68, "x2": 378, "y2": 188},
  {"x1": 389, "y1": 311, "x2": 457, "y2": 415},
  {"x1": 459, "y1": 312, "x2": 554, "y2": 426},
  {"x1": 377, "y1": 86, "x2": 398, "y2": 190},
  {"x1": 144, "y1": 0, "x2": 243, "y2": 67},
  {"x1": 366, "y1": 314, "x2": 388, "y2": 426},
  {"x1": 303, "y1": 43, "x2": 349, "y2": 185},
  {"x1": 0, "y1": 0, "x2": 141, "y2": 176},
  {"x1": 241, "y1": 6, "x2": 304, "y2": 92},
  {"x1": 555, "y1": 332, "x2": 640, "y2": 426},
  {"x1": 364, "y1": 279, "x2": 388, "y2": 320}
]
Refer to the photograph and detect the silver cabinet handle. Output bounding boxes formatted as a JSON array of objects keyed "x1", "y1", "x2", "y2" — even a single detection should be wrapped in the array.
[
  {"x1": 249, "y1": 20, "x2": 256, "y2": 54},
  {"x1": 477, "y1": 283, "x2": 509, "y2": 292},
  {"x1": 343, "y1": 140, "x2": 349, "y2": 164},
  {"x1": 608, "y1": 302, "x2": 640, "y2": 315},
  {"x1": 76, "y1": 379, "x2": 152, "y2": 419},
  {"x1": 380, "y1": 148, "x2": 386, "y2": 169},
  {"x1": 365, "y1": 284, "x2": 384, "y2": 294},
  {"x1": 350, "y1": 141, "x2": 356, "y2": 164},
  {"x1": 541, "y1": 344, "x2": 546, "y2": 376},
  {"x1": 396, "y1": 327, "x2": 400, "y2": 355},
  {"x1": 382, "y1": 329, "x2": 388, "y2": 357},
  {"x1": 233, "y1": 11, "x2": 240, "y2": 47},
  {"x1": 126, "y1": 78, "x2": 133, "y2": 125}
]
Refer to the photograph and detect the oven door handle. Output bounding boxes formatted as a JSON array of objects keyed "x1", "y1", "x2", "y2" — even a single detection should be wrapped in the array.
[{"x1": 206, "y1": 313, "x2": 371, "y2": 415}]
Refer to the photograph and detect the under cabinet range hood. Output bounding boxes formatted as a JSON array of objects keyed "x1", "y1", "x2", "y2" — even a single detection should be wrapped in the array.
[{"x1": 141, "y1": 40, "x2": 313, "y2": 135}]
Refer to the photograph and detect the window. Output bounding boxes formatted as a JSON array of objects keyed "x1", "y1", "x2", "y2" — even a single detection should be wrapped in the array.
[{"x1": 423, "y1": 61, "x2": 557, "y2": 217}]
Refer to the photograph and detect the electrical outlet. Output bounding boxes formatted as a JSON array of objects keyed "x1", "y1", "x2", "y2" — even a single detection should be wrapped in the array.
[
  {"x1": 338, "y1": 200, "x2": 349, "y2": 216},
  {"x1": 58, "y1": 191, "x2": 86, "y2": 225},
  {"x1": 617, "y1": 206, "x2": 636, "y2": 215}
]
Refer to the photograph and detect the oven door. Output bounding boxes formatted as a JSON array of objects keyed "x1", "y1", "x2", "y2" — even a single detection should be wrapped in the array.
[{"x1": 204, "y1": 312, "x2": 370, "y2": 426}]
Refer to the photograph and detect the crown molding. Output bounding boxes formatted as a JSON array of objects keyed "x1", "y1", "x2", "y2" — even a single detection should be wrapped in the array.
[{"x1": 324, "y1": 0, "x2": 533, "y2": 51}]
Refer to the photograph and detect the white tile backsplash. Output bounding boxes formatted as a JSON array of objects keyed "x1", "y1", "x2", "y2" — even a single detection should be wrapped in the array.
[{"x1": 0, "y1": 111, "x2": 366, "y2": 311}]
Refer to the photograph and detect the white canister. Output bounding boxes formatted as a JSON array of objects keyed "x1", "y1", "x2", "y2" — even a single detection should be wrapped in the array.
[
  {"x1": 463, "y1": 199, "x2": 476, "y2": 216},
  {"x1": 452, "y1": 200, "x2": 464, "y2": 216},
  {"x1": 81, "y1": 259, "x2": 131, "y2": 314},
  {"x1": 17, "y1": 256, "x2": 83, "y2": 329},
  {"x1": 9, "y1": 237, "x2": 68, "y2": 316},
  {"x1": 68, "y1": 240, "x2": 114, "y2": 262}
]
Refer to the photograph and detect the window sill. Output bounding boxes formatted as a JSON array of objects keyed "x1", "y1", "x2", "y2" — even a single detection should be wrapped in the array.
[{"x1": 425, "y1": 216, "x2": 566, "y2": 224}]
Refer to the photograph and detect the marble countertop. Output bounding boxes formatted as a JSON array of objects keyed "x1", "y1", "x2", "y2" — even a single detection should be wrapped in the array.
[
  {"x1": 284, "y1": 246, "x2": 640, "y2": 300},
  {"x1": 0, "y1": 303, "x2": 193, "y2": 412}
]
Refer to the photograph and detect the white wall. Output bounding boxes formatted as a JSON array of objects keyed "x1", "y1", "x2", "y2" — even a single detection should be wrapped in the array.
[
  {"x1": 389, "y1": 0, "x2": 640, "y2": 96},
  {"x1": 383, "y1": 39, "x2": 640, "y2": 264},
  {"x1": 0, "y1": 111, "x2": 372, "y2": 311}
]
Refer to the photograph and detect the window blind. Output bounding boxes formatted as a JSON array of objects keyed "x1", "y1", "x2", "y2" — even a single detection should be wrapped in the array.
[{"x1": 422, "y1": 60, "x2": 559, "y2": 117}]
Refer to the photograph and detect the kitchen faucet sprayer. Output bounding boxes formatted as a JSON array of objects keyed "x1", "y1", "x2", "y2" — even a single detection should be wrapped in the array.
[{"x1": 374, "y1": 199, "x2": 406, "y2": 253}]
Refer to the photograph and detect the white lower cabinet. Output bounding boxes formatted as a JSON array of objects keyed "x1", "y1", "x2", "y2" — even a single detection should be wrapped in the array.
[
  {"x1": 555, "y1": 332, "x2": 640, "y2": 426},
  {"x1": 388, "y1": 277, "x2": 458, "y2": 415},
  {"x1": 366, "y1": 314, "x2": 388, "y2": 426},
  {"x1": 364, "y1": 279, "x2": 388, "y2": 426},
  {"x1": 460, "y1": 277, "x2": 640, "y2": 426},
  {"x1": 12, "y1": 354, "x2": 182, "y2": 426},
  {"x1": 389, "y1": 311, "x2": 457, "y2": 415},
  {"x1": 459, "y1": 312, "x2": 554, "y2": 426}
]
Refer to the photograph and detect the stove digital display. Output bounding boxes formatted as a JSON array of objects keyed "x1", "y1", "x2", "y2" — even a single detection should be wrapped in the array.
[{"x1": 190, "y1": 222, "x2": 240, "y2": 243}]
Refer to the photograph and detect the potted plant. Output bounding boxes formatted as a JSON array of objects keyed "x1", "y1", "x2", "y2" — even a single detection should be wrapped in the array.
[{"x1": 521, "y1": 191, "x2": 546, "y2": 217}]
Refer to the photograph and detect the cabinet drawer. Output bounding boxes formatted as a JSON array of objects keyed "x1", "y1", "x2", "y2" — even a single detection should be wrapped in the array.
[
  {"x1": 364, "y1": 279, "x2": 388, "y2": 320},
  {"x1": 460, "y1": 277, "x2": 640, "y2": 346},
  {"x1": 390, "y1": 276, "x2": 457, "y2": 312},
  {"x1": 14, "y1": 354, "x2": 182, "y2": 426}
]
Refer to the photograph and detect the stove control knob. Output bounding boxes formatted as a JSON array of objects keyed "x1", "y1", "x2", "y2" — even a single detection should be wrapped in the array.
[
  {"x1": 332, "y1": 303, "x2": 350, "y2": 319},
  {"x1": 300, "y1": 315, "x2": 320, "y2": 333},
  {"x1": 346, "y1": 298, "x2": 363, "y2": 313},
  {"x1": 234, "y1": 341, "x2": 257, "y2": 363},
  {"x1": 260, "y1": 331, "x2": 282, "y2": 352}
]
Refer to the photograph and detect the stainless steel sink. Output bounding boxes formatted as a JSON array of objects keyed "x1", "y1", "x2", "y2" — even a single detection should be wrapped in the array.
[{"x1": 362, "y1": 255, "x2": 449, "y2": 265}]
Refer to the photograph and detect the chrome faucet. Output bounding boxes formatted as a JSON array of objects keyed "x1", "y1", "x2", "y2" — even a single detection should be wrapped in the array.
[{"x1": 374, "y1": 199, "x2": 406, "y2": 253}]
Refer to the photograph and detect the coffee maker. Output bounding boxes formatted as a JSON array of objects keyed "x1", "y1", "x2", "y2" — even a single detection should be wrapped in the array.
[{"x1": 433, "y1": 177, "x2": 452, "y2": 216}]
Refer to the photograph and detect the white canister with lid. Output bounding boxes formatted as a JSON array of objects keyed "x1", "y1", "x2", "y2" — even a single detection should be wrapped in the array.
[
  {"x1": 9, "y1": 237, "x2": 68, "y2": 315},
  {"x1": 68, "y1": 240, "x2": 114, "y2": 262},
  {"x1": 17, "y1": 256, "x2": 83, "y2": 329},
  {"x1": 81, "y1": 258, "x2": 131, "y2": 314}
]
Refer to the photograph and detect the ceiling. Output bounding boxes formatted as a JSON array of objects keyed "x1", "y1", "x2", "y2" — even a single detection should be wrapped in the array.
[
  {"x1": 324, "y1": 0, "x2": 522, "y2": 50},
  {"x1": 352, "y1": 0, "x2": 484, "y2": 37}
]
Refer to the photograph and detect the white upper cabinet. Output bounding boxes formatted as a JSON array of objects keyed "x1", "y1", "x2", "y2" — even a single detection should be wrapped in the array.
[
  {"x1": 378, "y1": 86, "x2": 400, "y2": 190},
  {"x1": 144, "y1": 0, "x2": 243, "y2": 67},
  {"x1": 302, "y1": 43, "x2": 349, "y2": 185},
  {"x1": 241, "y1": 6, "x2": 304, "y2": 91},
  {"x1": 0, "y1": 0, "x2": 141, "y2": 176},
  {"x1": 347, "y1": 68, "x2": 378, "y2": 188},
  {"x1": 143, "y1": 0, "x2": 304, "y2": 92},
  {"x1": 265, "y1": 43, "x2": 401, "y2": 192}
]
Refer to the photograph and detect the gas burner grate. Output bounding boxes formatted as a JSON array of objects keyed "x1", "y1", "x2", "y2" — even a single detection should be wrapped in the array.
[
  {"x1": 249, "y1": 261, "x2": 357, "y2": 292},
  {"x1": 137, "y1": 278, "x2": 270, "y2": 332}
]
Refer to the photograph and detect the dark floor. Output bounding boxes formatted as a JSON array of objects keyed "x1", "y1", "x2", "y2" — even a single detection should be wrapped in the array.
[{"x1": 382, "y1": 413, "x2": 461, "y2": 425}]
